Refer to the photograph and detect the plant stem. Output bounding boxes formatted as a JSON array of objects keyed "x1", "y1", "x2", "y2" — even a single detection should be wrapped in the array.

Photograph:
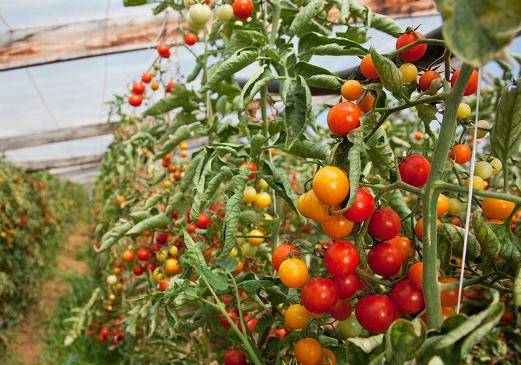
[
  {"x1": 437, "y1": 182, "x2": 521, "y2": 204},
  {"x1": 421, "y1": 63, "x2": 474, "y2": 329}
]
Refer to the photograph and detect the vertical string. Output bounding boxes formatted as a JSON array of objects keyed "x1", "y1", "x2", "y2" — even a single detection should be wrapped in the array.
[{"x1": 456, "y1": 67, "x2": 482, "y2": 313}]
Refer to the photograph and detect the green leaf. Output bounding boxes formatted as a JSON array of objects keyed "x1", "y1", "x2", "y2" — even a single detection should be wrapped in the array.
[
  {"x1": 98, "y1": 220, "x2": 133, "y2": 252},
  {"x1": 227, "y1": 30, "x2": 268, "y2": 54},
  {"x1": 249, "y1": 134, "x2": 266, "y2": 160},
  {"x1": 200, "y1": 267, "x2": 229, "y2": 292},
  {"x1": 472, "y1": 211, "x2": 501, "y2": 258},
  {"x1": 366, "y1": 127, "x2": 395, "y2": 179},
  {"x1": 349, "y1": 1, "x2": 402, "y2": 36},
  {"x1": 370, "y1": 48, "x2": 403, "y2": 98},
  {"x1": 345, "y1": 127, "x2": 364, "y2": 209},
  {"x1": 144, "y1": 85, "x2": 198, "y2": 116},
  {"x1": 123, "y1": 0, "x2": 148, "y2": 6},
  {"x1": 437, "y1": 223, "x2": 480, "y2": 260},
  {"x1": 261, "y1": 161, "x2": 299, "y2": 211},
  {"x1": 241, "y1": 66, "x2": 275, "y2": 107},
  {"x1": 298, "y1": 32, "x2": 368, "y2": 57},
  {"x1": 385, "y1": 319, "x2": 426, "y2": 364},
  {"x1": 289, "y1": 0, "x2": 324, "y2": 36},
  {"x1": 202, "y1": 49, "x2": 259, "y2": 92},
  {"x1": 240, "y1": 279, "x2": 275, "y2": 291},
  {"x1": 295, "y1": 61, "x2": 341, "y2": 90},
  {"x1": 283, "y1": 139, "x2": 329, "y2": 160},
  {"x1": 284, "y1": 76, "x2": 311, "y2": 145},
  {"x1": 129, "y1": 210, "x2": 152, "y2": 224},
  {"x1": 191, "y1": 166, "x2": 233, "y2": 220},
  {"x1": 435, "y1": 0, "x2": 521, "y2": 67},
  {"x1": 155, "y1": 125, "x2": 195, "y2": 160},
  {"x1": 416, "y1": 104, "x2": 438, "y2": 123},
  {"x1": 491, "y1": 83, "x2": 521, "y2": 164},
  {"x1": 126, "y1": 213, "x2": 169, "y2": 235}
]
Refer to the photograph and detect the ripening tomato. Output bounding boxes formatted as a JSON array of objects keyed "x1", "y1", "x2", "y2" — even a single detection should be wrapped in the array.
[
  {"x1": 399, "y1": 154, "x2": 431, "y2": 187},
  {"x1": 476, "y1": 120, "x2": 491, "y2": 139},
  {"x1": 159, "y1": 279, "x2": 170, "y2": 291},
  {"x1": 284, "y1": 304, "x2": 309, "y2": 329},
  {"x1": 355, "y1": 295, "x2": 397, "y2": 333},
  {"x1": 128, "y1": 94, "x2": 142, "y2": 107},
  {"x1": 324, "y1": 240, "x2": 359, "y2": 277},
  {"x1": 360, "y1": 54, "x2": 379, "y2": 79},
  {"x1": 333, "y1": 272, "x2": 361, "y2": 299},
  {"x1": 464, "y1": 176, "x2": 486, "y2": 190},
  {"x1": 330, "y1": 299, "x2": 352, "y2": 320},
  {"x1": 327, "y1": 102, "x2": 363, "y2": 137},
  {"x1": 132, "y1": 82, "x2": 145, "y2": 95},
  {"x1": 341, "y1": 80, "x2": 363, "y2": 101},
  {"x1": 390, "y1": 278, "x2": 425, "y2": 314},
  {"x1": 156, "y1": 44, "x2": 170, "y2": 58},
  {"x1": 164, "y1": 258, "x2": 180, "y2": 275},
  {"x1": 437, "y1": 194, "x2": 449, "y2": 217},
  {"x1": 294, "y1": 338, "x2": 323, "y2": 365},
  {"x1": 418, "y1": 70, "x2": 441, "y2": 91},
  {"x1": 272, "y1": 243, "x2": 299, "y2": 270},
  {"x1": 457, "y1": 103, "x2": 471, "y2": 119},
  {"x1": 301, "y1": 277, "x2": 339, "y2": 314},
  {"x1": 321, "y1": 348, "x2": 337, "y2": 365},
  {"x1": 408, "y1": 262, "x2": 423, "y2": 289},
  {"x1": 184, "y1": 32, "x2": 197, "y2": 46},
  {"x1": 368, "y1": 208, "x2": 401, "y2": 241},
  {"x1": 482, "y1": 197, "x2": 515, "y2": 220},
  {"x1": 440, "y1": 278, "x2": 459, "y2": 307},
  {"x1": 166, "y1": 80, "x2": 175, "y2": 92},
  {"x1": 399, "y1": 63, "x2": 418, "y2": 83},
  {"x1": 137, "y1": 248, "x2": 150, "y2": 261},
  {"x1": 451, "y1": 69, "x2": 479, "y2": 96},
  {"x1": 232, "y1": 0, "x2": 254, "y2": 19},
  {"x1": 254, "y1": 192, "x2": 271, "y2": 209},
  {"x1": 279, "y1": 258, "x2": 308, "y2": 288},
  {"x1": 297, "y1": 189, "x2": 330, "y2": 223},
  {"x1": 217, "y1": 4, "x2": 234, "y2": 20},
  {"x1": 195, "y1": 212, "x2": 211, "y2": 229},
  {"x1": 246, "y1": 229, "x2": 264, "y2": 246},
  {"x1": 358, "y1": 92, "x2": 375, "y2": 112},
  {"x1": 312, "y1": 166, "x2": 350, "y2": 206},
  {"x1": 475, "y1": 161, "x2": 493, "y2": 180},
  {"x1": 368, "y1": 242, "x2": 402, "y2": 277},
  {"x1": 243, "y1": 186, "x2": 257, "y2": 204},
  {"x1": 321, "y1": 215, "x2": 354, "y2": 239},
  {"x1": 387, "y1": 236, "x2": 413, "y2": 263},
  {"x1": 122, "y1": 250, "x2": 135, "y2": 262},
  {"x1": 396, "y1": 31, "x2": 426, "y2": 61},
  {"x1": 141, "y1": 73, "x2": 152, "y2": 83},
  {"x1": 414, "y1": 217, "x2": 441, "y2": 241},
  {"x1": 343, "y1": 188, "x2": 375, "y2": 223},
  {"x1": 224, "y1": 349, "x2": 246, "y2": 365},
  {"x1": 450, "y1": 144, "x2": 471, "y2": 164}
]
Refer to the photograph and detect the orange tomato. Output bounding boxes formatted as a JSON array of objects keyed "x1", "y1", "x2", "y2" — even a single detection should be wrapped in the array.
[
  {"x1": 387, "y1": 236, "x2": 413, "y2": 263},
  {"x1": 482, "y1": 197, "x2": 515, "y2": 220},
  {"x1": 321, "y1": 348, "x2": 337, "y2": 365},
  {"x1": 278, "y1": 258, "x2": 308, "y2": 288},
  {"x1": 284, "y1": 304, "x2": 309, "y2": 329},
  {"x1": 341, "y1": 80, "x2": 363, "y2": 101},
  {"x1": 321, "y1": 215, "x2": 354, "y2": 239},
  {"x1": 294, "y1": 338, "x2": 323, "y2": 365},
  {"x1": 450, "y1": 144, "x2": 471, "y2": 164},
  {"x1": 414, "y1": 217, "x2": 441, "y2": 241},
  {"x1": 358, "y1": 92, "x2": 375, "y2": 112},
  {"x1": 440, "y1": 278, "x2": 459, "y2": 307},
  {"x1": 312, "y1": 166, "x2": 350, "y2": 206},
  {"x1": 297, "y1": 190, "x2": 330, "y2": 223},
  {"x1": 437, "y1": 194, "x2": 449, "y2": 217},
  {"x1": 408, "y1": 262, "x2": 423, "y2": 289},
  {"x1": 360, "y1": 54, "x2": 379, "y2": 79},
  {"x1": 164, "y1": 258, "x2": 180, "y2": 275}
]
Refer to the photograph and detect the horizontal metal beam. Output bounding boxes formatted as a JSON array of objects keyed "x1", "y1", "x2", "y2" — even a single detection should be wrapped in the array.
[
  {"x1": 18, "y1": 154, "x2": 104, "y2": 172},
  {"x1": 0, "y1": 122, "x2": 117, "y2": 152},
  {"x1": 0, "y1": 14, "x2": 182, "y2": 71}
]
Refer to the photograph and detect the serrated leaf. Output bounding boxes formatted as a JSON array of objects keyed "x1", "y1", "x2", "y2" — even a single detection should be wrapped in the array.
[
  {"x1": 240, "y1": 279, "x2": 275, "y2": 291},
  {"x1": 345, "y1": 127, "x2": 364, "y2": 209},
  {"x1": 435, "y1": 0, "x2": 521, "y2": 67},
  {"x1": 370, "y1": 48, "x2": 403, "y2": 98},
  {"x1": 191, "y1": 166, "x2": 233, "y2": 220},
  {"x1": 298, "y1": 32, "x2": 368, "y2": 57},
  {"x1": 249, "y1": 134, "x2": 266, "y2": 160},
  {"x1": 349, "y1": 1, "x2": 402, "y2": 36},
  {"x1": 202, "y1": 49, "x2": 259, "y2": 92},
  {"x1": 144, "y1": 85, "x2": 198, "y2": 116},
  {"x1": 126, "y1": 213, "x2": 169, "y2": 235},
  {"x1": 227, "y1": 30, "x2": 268, "y2": 54},
  {"x1": 130, "y1": 210, "x2": 152, "y2": 224},
  {"x1": 416, "y1": 104, "x2": 438, "y2": 123},
  {"x1": 472, "y1": 212, "x2": 501, "y2": 258},
  {"x1": 366, "y1": 127, "x2": 395, "y2": 179},
  {"x1": 491, "y1": 83, "x2": 521, "y2": 164},
  {"x1": 283, "y1": 139, "x2": 329, "y2": 159},
  {"x1": 289, "y1": 0, "x2": 324, "y2": 36},
  {"x1": 284, "y1": 76, "x2": 311, "y2": 145},
  {"x1": 385, "y1": 319, "x2": 426, "y2": 364}
]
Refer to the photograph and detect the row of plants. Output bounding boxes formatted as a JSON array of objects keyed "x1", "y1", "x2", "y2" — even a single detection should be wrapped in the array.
[
  {"x1": 64, "y1": 0, "x2": 521, "y2": 363},
  {"x1": 0, "y1": 160, "x2": 86, "y2": 351}
]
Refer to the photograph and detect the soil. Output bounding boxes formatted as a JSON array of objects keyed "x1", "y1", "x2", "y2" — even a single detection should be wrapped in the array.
[{"x1": 6, "y1": 222, "x2": 91, "y2": 365}]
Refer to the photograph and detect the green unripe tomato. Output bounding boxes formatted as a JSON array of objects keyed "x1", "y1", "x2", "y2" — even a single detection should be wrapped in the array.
[
  {"x1": 489, "y1": 157, "x2": 502, "y2": 174},
  {"x1": 106, "y1": 275, "x2": 118, "y2": 285},
  {"x1": 399, "y1": 63, "x2": 418, "y2": 83},
  {"x1": 475, "y1": 161, "x2": 493, "y2": 180},
  {"x1": 476, "y1": 120, "x2": 490, "y2": 139},
  {"x1": 216, "y1": 4, "x2": 234, "y2": 21},
  {"x1": 448, "y1": 198, "x2": 464, "y2": 216},
  {"x1": 188, "y1": 4, "x2": 212, "y2": 26},
  {"x1": 240, "y1": 242, "x2": 258, "y2": 258},
  {"x1": 337, "y1": 316, "x2": 362, "y2": 338},
  {"x1": 156, "y1": 250, "x2": 168, "y2": 263},
  {"x1": 457, "y1": 103, "x2": 471, "y2": 119}
]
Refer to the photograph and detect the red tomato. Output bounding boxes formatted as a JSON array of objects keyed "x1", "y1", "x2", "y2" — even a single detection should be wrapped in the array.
[
  {"x1": 122, "y1": 250, "x2": 135, "y2": 262},
  {"x1": 343, "y1": 188, "x2": 375, "y2": 223},
  {"x1": 300, "y1": 277, "x2": 339, "y2": 314},
  {"x1": 360, "y1": 54, "x2": 379, "y2": 79},
  {"x1": 330, "y1": 299, "x2": 352, "y2": 320},
  {"x1": 156, "y1": 232, "x2": 168, "y2": 245},
  {"x1": 187, "y1": 224, "x2": 197, "y2": 233},
  {"x1": 418, "y1": 70, "x2": 441, "y2": 91},
  {"x1": 387, "y1": 236, "x2": 413, "y2": 264},
  {"x1": 166, "y1": 80, "x2": 175, "y2": 92},
  {"x1": 396, "y1": 31, "x2": 427, "y2": 61},
  {"x1": 141, "y1": 73, "x2": 152, "y2": 83},
  {"x1": 128, "y1": 94, "x2": 142, "y2": 107},
  {"x1": 195, "y1": 212, "x2": 211, "y2": 229},
  {"x1": 399, "y1": 154, "x2": 431, "y2": 187},
  {"x1": 232, "y1": 0, "x2": 254, "y2": 19},
  {"x1": 156, "y1": 44, "x2": 171, "y2": 58},
  {"x1": 327, "y1": 101, "x2": 363, "y2": 137},
  {"x1": 133, "y1": 264, "x2": 144, "y2": 276},
  {"x1": 450, "y1": 69, "x2": 479, "y2": 96},
  {"x1": 368, "y1": 208, "x2": 401, "y2": 241},
  {"x1": 390, "y1": 278, "x2": 424, "y2": 314},
  {"x1": 355, "y1": 295, "x2": 397, "y2": 333},
  {"x1": 224, "y1": 349, "x2": 246, "y2": 365},
  {"x1": 450, "y1": 144, "x2": 471, "y2": 164},
  {"x1": 271, "y1": 243, "x2": 299, "y2": 270},
  {"x1": 159, "y1": 280, "x2": 170, "y2": 291},
  {"x1": 367, "y1": 242, "x2": 402, "y2": 277},
  {"x1": 323, "y1": 240, "x2": 360, "y2": 277},
  {"x1": 184, "y1": 33, "x2": 198, "y2": 46},
  {"x1": 333, "y1": 272, "x2": 361, "y2": 299},
  {"x1": 137, "y1": 248, "x2": 150, "y2": 261},
  {"x1": 440, "y1": 278, "x2": 459, "y2": 307},
  {"x1": 132, "y1": 82, "x2": 145, "y2": 95}
]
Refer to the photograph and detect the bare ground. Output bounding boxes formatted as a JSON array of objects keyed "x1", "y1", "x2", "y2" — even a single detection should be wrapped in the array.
[{"x1": 6, "y1": 222, "x2": 91, "y2": 365}]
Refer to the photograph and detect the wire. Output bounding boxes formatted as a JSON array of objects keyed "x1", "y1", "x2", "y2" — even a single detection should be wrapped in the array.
[{"x1": 456, "y1": 67, "x2": 482, "y2": 313}]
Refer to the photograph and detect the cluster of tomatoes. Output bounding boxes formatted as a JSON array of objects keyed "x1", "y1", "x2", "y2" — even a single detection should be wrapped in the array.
[
  {"x1": 127, "y1": 45, "x2": 175, "y2": 107},
  {"x1": 182, "y1": 0, "x2": 254, "y2": 46},
  {"x1": 85, "y1": 316, "x2": 126, "y2": 346},
  {"x1": 161, "y1": 142, "x2": 190, "y2": 185}
]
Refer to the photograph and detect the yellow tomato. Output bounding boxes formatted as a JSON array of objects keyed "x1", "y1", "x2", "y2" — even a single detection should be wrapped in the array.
[
  {"x1": 254, "y1": 192, "x2": 272, "y2": 209},
  {"x1": 247, "y1": 229, "x2": 264, "y2": 246}
]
